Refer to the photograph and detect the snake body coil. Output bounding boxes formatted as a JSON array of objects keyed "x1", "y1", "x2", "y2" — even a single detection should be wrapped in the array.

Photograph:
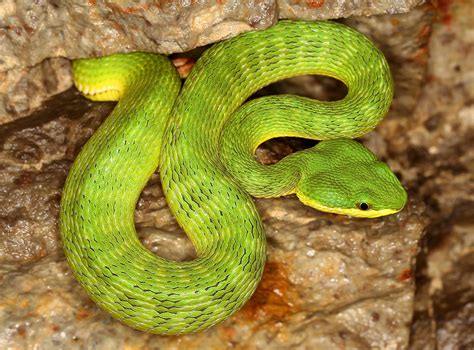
[{"x1": 60, "y1": 21, "x2": 407, "y2": 334}]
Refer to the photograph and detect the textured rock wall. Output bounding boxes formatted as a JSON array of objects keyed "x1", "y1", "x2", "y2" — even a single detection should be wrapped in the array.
[{"x1": 406, "y1": 1, "x2": 474, "y2": 348}]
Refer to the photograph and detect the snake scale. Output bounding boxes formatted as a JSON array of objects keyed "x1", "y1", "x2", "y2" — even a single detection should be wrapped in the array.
[{"x1": 59, "y1": 20, "x2": 407, "y2": 334}]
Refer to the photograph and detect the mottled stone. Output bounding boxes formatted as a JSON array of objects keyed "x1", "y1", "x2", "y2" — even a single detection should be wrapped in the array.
[
  {"x1": 279, "y1": 0, "x2": 425, "y2": 19},
  {"x1": 398, "y1": 1, "x2": 474, "y2": 349}
]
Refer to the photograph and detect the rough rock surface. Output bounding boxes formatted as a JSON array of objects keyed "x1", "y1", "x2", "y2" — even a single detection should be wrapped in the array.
[
  {"x1": 406, "y1": 1, "x2": 474, "y2": 348},
  {"x1": 0, "y1": 0, "x2": 424, "y2": 123},
  {"x1": 1, "y1": 1, "x2": 472, "y2": 350},
  {"x1": 1, "y1": 0, "x2": 424, "y2": 71}
]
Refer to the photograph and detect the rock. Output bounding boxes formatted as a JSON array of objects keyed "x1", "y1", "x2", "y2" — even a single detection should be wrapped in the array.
[
  {"x1": 0, "y1": 58, "x2": 72, "y2": 124},
  {"x1": 406, "y1": 1, "x2": 474, "y2": 348},
  {"x1": 279, "y1": 0, "x2": 425, "y2": 20}
]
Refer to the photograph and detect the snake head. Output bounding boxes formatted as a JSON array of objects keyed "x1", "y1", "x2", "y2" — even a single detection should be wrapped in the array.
[{"x1": 295, "y1": 139, "x2": 407, "y2": 218}]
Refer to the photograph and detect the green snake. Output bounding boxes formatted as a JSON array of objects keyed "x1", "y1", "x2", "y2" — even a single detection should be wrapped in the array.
[{"x1": 59, "y1": 20, "x2": 407, "y2": 334}]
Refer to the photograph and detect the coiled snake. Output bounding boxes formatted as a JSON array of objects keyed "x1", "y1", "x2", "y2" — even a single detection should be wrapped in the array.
[{"x1": 59, "y1": 20, "x2": 407, "y2": 334}]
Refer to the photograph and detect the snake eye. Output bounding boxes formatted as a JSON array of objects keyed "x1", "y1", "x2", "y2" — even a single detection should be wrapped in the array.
[{"x1": 357, "y1": 202, "x2": 370, "y2": 211}]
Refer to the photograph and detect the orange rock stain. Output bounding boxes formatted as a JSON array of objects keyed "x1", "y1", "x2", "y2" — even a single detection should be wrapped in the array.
[
  {"x1": 306, "y1": 0, "x2": 325, "y2": 9},
  {"x1": 239, "y1": 261, "x2": 300, "y2": 324}
]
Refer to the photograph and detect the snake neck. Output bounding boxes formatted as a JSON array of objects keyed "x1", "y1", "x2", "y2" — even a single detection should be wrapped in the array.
[
  {"x1": 220, "y1": 97, "x2": 333, "y2": 198},
  {"x1": 221, "y1": 141, "x2": 316, "y2": 199}
]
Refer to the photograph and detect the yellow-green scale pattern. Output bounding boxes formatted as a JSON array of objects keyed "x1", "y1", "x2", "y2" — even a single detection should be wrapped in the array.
[{"x1": 60, "y1": 20, "x2": 404, "y2": 335}]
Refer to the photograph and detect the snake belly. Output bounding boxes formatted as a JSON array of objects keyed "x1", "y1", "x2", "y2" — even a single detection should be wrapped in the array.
[{"x1": 60, "y1": 20, "x2": 393, "y2": 334}]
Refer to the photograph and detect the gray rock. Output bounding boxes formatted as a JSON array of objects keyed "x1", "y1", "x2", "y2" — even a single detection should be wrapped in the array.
[
  {"x1": 406, "y1": 2, "x2": 474, "y2": 348},
  {"x1": 0, "y1": 58, "x2": 71, "y2": 124}
]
